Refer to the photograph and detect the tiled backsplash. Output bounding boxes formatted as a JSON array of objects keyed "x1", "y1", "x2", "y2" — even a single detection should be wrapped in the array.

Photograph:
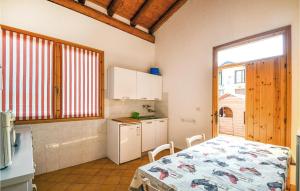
[
  {"x1": 17, "y1": 99, "x2": 157, "y2": 175},
  {"x1": 154, "y1": 92, "x2": 168, "y2": 117},
  {"x1": 108, "y1": 99, "x2": 155, "y2": 118}
]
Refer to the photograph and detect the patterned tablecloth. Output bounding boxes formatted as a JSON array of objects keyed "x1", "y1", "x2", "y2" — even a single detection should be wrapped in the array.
[{"x1": 129, "y1": 136, "x2": 290, "y2": 191}]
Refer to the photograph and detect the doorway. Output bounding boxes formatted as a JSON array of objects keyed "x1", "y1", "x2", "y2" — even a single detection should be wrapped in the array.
[
  {"x1": 212, "y1": 26, "x2": 291, "y2": 147},
  {"x1": 218, "y1": 63, "x2": 246, "y2": 137}
]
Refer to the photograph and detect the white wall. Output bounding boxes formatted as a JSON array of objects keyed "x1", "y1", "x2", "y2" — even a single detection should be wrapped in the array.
[
  {"x1": 155, "y1": 0, "x2": 299, "y2": 156},
  {"x1": 0, "y1": 0, "x2": 155, "y2": 174}
]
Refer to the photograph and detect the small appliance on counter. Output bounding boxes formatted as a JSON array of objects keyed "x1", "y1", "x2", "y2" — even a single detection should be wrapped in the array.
[{"x1": 0, "y1": 111, "x2": 16, "y2": 169}]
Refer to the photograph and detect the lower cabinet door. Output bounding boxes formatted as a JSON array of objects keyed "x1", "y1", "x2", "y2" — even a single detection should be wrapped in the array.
[
  {"x1": 155, "y1": 119, "x2": 168, "y2": 147},
  {"x1": 120, "y1": 124, "x2": 141, "y2": 163},
  {"x1": 142, "y1": 121, "x2": 156, "y2": 152}
]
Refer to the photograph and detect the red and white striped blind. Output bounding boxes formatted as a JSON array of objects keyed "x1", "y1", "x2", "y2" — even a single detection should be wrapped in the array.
[
  {"x1": 61, "y1": 44, "x2": 100, "y2": 118},
  {"x1": 1, "y1": 29, "x2": 54, "y2": 120}
]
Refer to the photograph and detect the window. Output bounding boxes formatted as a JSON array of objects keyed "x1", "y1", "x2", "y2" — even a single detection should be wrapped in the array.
[
  {"x1": 235, "y1": 69, "x2": 245, "y2": 84},
  {"x1": 1, "y1": 27, "x2": 104, "y2": 123},
  {"x1": 61, "y1": 44, "x2": 100, "y2": 118},
  {"x1": 1, "y1": 29, "x2": 54, "y2": 120},
  {"x1": 217, "y1": 34, "x2": 284, "y2": 66}
]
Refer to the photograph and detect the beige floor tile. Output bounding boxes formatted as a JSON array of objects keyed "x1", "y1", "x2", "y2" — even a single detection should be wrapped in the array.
[
  {"x1": 114, "y1": 184, "x2": 129, "y2": 191},
  {"x1": 47, "y1": 174, "x2": 66, "y2": 183},
  {"x1": 82, "y1": 184, "x2": 102, "y2": 191},
  {"x1": 89, "y1": 175, "x2": 106, "y2": 184},
  {"x1": 65, "y1": 183, "x2": 87, "y2": 191},
  {"x1": 34, "y1": 150, "x2": 173, "y2": 191},
  {"x1": 97, "y1": 169, "x2": 113, "y2": 176},
  {"x1": 48, "y1": 182, "x2": 70, "y2": 191},
  {"x1": 73, "y1": 175, "x2": 93, "y2": 184},
  {"x1": 119, "y1": 176, "x2": 133, "y2": 185},
  {"x1": 98, "y1": 185, "x2": 116, "y2": 191},
  {"x1": 102, "y1": 176, "x2": 120, "y2": 185},
  {"x1": 61, "y1": 174, "x2": 81, "y2": 183}
]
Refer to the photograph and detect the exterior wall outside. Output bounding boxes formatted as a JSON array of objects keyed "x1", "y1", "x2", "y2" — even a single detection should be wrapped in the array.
[
  {"x1": 219, "y1": 66, "x2": 245, "y2": 97},
  {"x1": 219, "y1": 95, "x2": 245, "y2": 137}
]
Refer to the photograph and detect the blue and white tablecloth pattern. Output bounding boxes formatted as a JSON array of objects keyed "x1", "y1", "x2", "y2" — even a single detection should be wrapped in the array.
[{"x1": 129, "y1": 136, "x2": 290, "y2": 191}]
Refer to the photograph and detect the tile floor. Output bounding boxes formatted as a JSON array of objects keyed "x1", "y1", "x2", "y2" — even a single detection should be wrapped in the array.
[{"x1": 33, "y1": 150, "x2": 173, "y2": 191}]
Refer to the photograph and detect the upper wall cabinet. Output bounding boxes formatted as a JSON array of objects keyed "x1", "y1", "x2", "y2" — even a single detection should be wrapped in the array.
[
  {"x1": 137, "y1": 72, "x2": 162, "y2": 100},
  {"x1": 109, "y1": 67, "x2": 162, "y2": 100},
  {"x1": 137, "y1": 72, "x2": 152, "y2": 100},
  {"x1": 152, "y1": 75, "x2": 162, "y2": 100},
  {"x1": 109, "y1": 67, "x2": 137, "y2": 99}
]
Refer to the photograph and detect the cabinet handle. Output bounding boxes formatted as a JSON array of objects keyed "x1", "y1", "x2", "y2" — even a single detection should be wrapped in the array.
[
  {"x1": 146, "y1": 121, "x2": 152, "y2": 124},
  {"x1": 136, "y1": 126, "x2": 141, "y2": 136},
  {"x1": 159, "y1": 120, "x2": 165, "y2": 123},
  {"x1": 141, "y1": 98, "x2": 147, "y2": 100},
  {"x1": 155, "y1": 98, "x2": 160, "y2": 100}
]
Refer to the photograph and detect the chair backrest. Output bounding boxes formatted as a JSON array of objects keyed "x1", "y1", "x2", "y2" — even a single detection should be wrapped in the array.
[
  {"x1": 186, "y1": 134, "x2": 206, "y2": 148},
  {"x1": 142, "y1": 178, "x2": 160, "y2": 191},
  {"x1": 148, "y1": 141, "x2": 174, "y2": 162}
]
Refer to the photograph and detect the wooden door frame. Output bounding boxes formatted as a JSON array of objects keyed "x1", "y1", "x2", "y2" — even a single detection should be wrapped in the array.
[{"x1": 212, "y1": 26, "x2": 292, "y2": 147}]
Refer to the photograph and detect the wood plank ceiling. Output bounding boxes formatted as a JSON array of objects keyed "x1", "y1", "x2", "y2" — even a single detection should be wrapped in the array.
[{"x1": 48, "y1": 0, "x2": 187, "y2": 43}]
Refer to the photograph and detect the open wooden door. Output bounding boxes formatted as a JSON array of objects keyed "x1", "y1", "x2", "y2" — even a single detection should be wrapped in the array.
[
  {"x1": 245, "y1": 56, "x2": 287, "y2": 146},
  {"x1": 212, "y1": 26, "x2": 291, "y2": 147}
]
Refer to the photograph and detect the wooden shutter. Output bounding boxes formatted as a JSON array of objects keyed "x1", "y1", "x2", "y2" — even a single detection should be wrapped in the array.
[{"x1": 245, "y1": 56, "x2": 287, "y2": 146}]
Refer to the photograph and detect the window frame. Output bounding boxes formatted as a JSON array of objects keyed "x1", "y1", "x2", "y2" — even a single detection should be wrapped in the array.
[
  {"x1": 1, "y1": 25, "x2": 105, "y2": 124},
  {"x1": 218, "y1": 71, "x2": 223, "y2": 85},
  {"x1": 234, "y1": 69, "x2": 245, "y2": 84}
]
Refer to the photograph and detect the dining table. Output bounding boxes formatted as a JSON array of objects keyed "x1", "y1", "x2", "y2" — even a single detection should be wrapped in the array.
[{"x1": 129, "y1": 135, "x2": 290, "y2": 191}]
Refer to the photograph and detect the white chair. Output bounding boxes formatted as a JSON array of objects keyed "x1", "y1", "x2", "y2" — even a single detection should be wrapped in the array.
[
  {"x1": 142, "y1": 178, "x2": 160, "y2": 191},
  {"x1": 186, "y1": 134, "x2": 206, "y2": 148},
  {"x1": 148, "y1": 141, "x2": 175, "y2": 162}
]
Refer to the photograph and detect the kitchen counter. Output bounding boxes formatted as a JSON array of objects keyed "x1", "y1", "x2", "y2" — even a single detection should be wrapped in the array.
[
  {"x1": 112, "y1": 116, "x2": 167, "y2": 124},
  {"x1": 1, "y1": 126, "x2": 34, "y2": 190}
]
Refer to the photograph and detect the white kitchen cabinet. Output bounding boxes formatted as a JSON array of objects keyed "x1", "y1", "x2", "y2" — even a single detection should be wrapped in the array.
[
  {"x1": 141, "y1": 120, "x2": 156, "y2": 152},
  {"x1": 109, "y1": 67, "x2": 162, "y2": 100},
  {"x1": 137, "y1": 72, "x2": 162, "y2": 100},
  {"x1": 155, "y1": 118, "x2": 168, "y2": 146},
  {"x1": 152, "y1": 75, "x2": 162, "y2": 100},
  {"x1": 136, "y1": 72, "x2": 152, "y2": 100},
  {"x1": 142, "y1": 118, "x2": 168, "y2": 152},
  {"x1": 109, "y1": 67, "x2": 137, "y2": 99}
]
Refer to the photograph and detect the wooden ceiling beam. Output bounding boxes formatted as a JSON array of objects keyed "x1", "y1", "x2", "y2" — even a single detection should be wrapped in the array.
[
  {"x1": 149, "y1": 0, "x2": 187, "y2": 34},
  {"x1": 107, "y1": 0, "x2": 119, "y2": 17},
  {"x1": 87, "y1": 0, "x2": 107, "y2": 8},
  {"x1": 130, "y1": 0, "x2": 151, "y2": 27},
  {"x1": 48, "y1": 0, "x2": 155, "y2": 43}
]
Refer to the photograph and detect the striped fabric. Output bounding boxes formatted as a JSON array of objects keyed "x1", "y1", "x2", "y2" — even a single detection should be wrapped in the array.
[
  {"x1": 1, "y1": 29, "x2": 53, "y2": 120},
  {"x1": 61, "y1": 44, "x2": 100, "y2": 118}
]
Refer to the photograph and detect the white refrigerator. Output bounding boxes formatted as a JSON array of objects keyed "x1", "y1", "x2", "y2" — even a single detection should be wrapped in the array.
[{"x1": 107, "y1": 120, "x2": 141, "y2": 164}]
